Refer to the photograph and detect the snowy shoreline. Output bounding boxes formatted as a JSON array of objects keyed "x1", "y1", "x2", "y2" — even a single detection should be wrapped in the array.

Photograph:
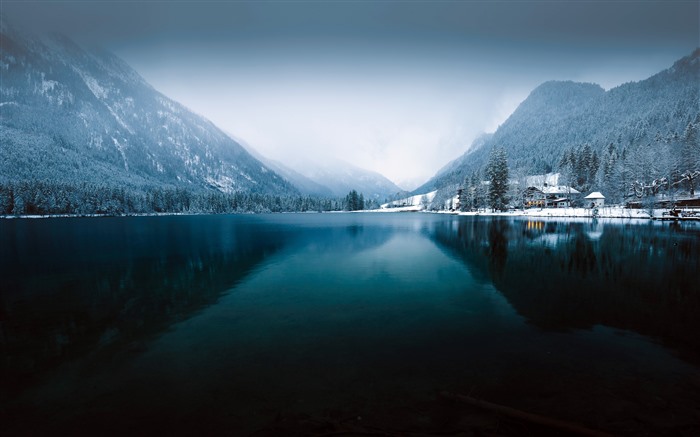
[
  {"x1": 2, "y1": 206, "x2": 699, "y2": 222},
  {"x1": 0, "y1": 212, "x2": 236, "y2": 220},
  {"x1": 455, "y1": 206, "x2": 653, "y2": 220},
  {"x1": 376, "y1": 205, "x2": 700, "y2": 221}
]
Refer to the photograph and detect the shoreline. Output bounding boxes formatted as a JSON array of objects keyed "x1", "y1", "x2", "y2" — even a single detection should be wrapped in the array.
[{"x1": 2, "y1": 206, "x2": 699, "y2": 222}]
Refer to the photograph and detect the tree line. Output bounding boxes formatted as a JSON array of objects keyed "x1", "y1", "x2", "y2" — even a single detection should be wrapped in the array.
[
  {"x1": 558, "y1": 120, "x2": 698, "y2": 204},
  {"x1": 458, "y1": 119, "x2": 699, "y2": 211},
  {"x1": 344, "y1": 189, "x2": 380, "y2": 211},
  {"x1": 0, "y1": 182, "x2": 380, "y2": 216}
]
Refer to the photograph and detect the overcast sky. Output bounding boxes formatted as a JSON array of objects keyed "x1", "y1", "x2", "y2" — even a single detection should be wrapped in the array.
[{"x1": 5, "y1": 1, "x2": 699, "y2": 189}]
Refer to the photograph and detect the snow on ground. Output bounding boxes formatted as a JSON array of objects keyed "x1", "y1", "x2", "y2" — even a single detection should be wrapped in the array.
[
  {"x1": 380, "y1": 190, "x2": 437, "y2": 210},
  {"x1": 369, "y1": 205, "x2": 424, "y2": 212},
  {"x1": 457, "y1": 206, "x2": 651, "y2": 219},
  {"x1": 439, "y1": 206, "x2": 699, "y2": 220}
]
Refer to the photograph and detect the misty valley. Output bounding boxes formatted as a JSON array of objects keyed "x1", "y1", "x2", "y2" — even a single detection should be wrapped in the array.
[
  {"x1": 1, "y1": 213, "x2": 699, "y2": 436},
  {"x1": 2, "y1": 2, "x2": 700, "y2": 436}
]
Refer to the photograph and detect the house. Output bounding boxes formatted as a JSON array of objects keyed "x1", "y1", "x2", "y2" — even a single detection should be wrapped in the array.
[
  {"x1": 523, "y1": 173, "x2": 580, "y2": 208},
  {"x1": 584, "y1": 192, "x2": 605, "y2": 208},
  {"x1": 523, "y1": 186, "x2": 547, "y2": 208},
  {"x1": 552, "y1": 198, "x2": 572, "y2": 208}
]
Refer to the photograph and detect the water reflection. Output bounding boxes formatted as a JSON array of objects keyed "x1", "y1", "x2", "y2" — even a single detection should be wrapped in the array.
[
  {"x1": 0, "y1": 216, "x2": 286, "y2": 398},
  {"x1": 430, "y1": 217, "x2": 700, "y2": 362},
  {"x1": 0, "y1": 214, "x2": 404, "y2": 402},
  {"x1": 1, "y1": 213, "x2": 699, "y2": 436},
  {"x1": 487, "y1": 219, "x2": 509, "y2": 276}
]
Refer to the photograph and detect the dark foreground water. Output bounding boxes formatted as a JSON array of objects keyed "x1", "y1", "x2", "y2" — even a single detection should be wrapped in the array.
[{"x1": 1, "y1": 213, "x2": 699, "y2": 436}]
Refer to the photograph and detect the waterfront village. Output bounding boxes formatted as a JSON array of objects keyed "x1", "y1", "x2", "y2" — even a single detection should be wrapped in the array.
[{"x1": 380, "y1": 173, "x2": 700, "y2": 220}]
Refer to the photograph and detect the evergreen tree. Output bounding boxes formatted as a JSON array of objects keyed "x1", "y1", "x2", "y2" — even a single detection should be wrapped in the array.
[
  {"x1": 458, "y1": 176, "x2": 471, "y2": 211},
  {"x1": 345, "y1": 190, "x2": 364, "y2": 211},
  {"x1": 677, "y1": 121, "x2": 700, "y2": 196},
  {"x1": 486, "y1": 147, "x2": 510, "y2": 211}
]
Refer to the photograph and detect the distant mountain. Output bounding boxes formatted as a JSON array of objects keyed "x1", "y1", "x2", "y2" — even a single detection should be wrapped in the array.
[
  {"x1": 293, "y1": 158, "x2": 403, "y2": 201},
  {"x1": 0, "y1": 21, "x2": 297, "y2": 196},
  {"x1": 233, "y1": 134, "x2": 398, "y2": 199},
  {"x1": 236, "y1": 141, "x2": 334, "y2": 197},
  {"x1": 414, "y1": 49, "x2": 700, "y2": 195}
]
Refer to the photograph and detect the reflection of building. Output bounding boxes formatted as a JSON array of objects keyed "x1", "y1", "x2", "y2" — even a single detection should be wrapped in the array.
[
  {"x1": 584, "y1": 192, "x2": 605, "y2": 208},
  {"x1": 526, "y1": 220, "x2": 545, "y2": 231},
  {"x1": 585, "y1": 220, "x2": 604, "y2": 240}
]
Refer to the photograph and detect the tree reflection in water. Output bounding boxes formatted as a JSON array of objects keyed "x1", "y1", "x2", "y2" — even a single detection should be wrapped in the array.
[{"x1": 431, "y1": 217, "x2": 700, "y2": 363}]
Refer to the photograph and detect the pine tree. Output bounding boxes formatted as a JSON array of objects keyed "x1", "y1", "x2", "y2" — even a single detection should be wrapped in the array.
[
  {"x1": 459, "y1": 176, "x2": 471, "y2": 211},
  {"x1": 345, "y1": 190, "x2": 362, "y2": 211},
  {"x1": 486, "y1": 147, "x2": 509, "y2": 211},
  {"x1": 677, "y1": 121, "x2": 700, "y2": 196}
]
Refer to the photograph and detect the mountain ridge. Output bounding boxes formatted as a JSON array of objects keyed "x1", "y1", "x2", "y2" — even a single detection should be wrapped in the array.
[
  {"x1": 413, "y1": 48, "x2": 700, "y2": 196},
  {"x1": 0, "y1": 26, "x2": 298, "y2": 196}
]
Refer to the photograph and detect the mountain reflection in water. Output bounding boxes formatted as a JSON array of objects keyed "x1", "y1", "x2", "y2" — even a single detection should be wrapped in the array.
[
  {"x1": 1, "y1": 214, "x2": 699, "y2": 436},
  {"x1": 431, "y1": 217, "x2": 700, "y2": 361}
]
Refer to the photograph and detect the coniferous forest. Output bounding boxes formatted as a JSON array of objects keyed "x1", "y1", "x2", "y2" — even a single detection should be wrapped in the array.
[{"x1": 0, "y1": 181, "x2": 365, "y2": 215}]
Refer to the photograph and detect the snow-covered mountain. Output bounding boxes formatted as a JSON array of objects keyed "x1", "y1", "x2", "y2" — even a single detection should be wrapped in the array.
[
  {"x1": 232, "y1": 132, "x2": 399, "y2": 199},
  {"x1": 0, "y1": 22, "x2": 297, "y2": 196},
  {"x1": 256, "y1": 159, "x2": 337, "y2": 198},
  {"x1": 240, "y1": 133, "x2": 404, "y2": 199},
  {"x1": 230, "y1": 135, "x2": 335, "y2": 198},
  {"x1": 414, "y1": 49, "x2": 700, "y2": 195},
  {"x1": 291, "y1": 158, "x2": 403, "y2": 201}
]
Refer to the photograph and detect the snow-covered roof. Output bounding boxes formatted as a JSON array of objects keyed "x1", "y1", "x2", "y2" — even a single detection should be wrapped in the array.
[
  {"x1": 584, "y1": 192, "x2": 605, "y2": 199},
  {"x1": 540, "y1": 185, "x2": 580, "y2": 195}
]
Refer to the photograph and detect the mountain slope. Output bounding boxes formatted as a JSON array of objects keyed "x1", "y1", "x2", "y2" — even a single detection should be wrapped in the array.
[
  {"x1": 413, "y1": 133, "x2": 493, "y2": 194},
  {"x1": 0, "y1": 23, "x2": 297, "y2": 196},
  {"x1": 414, "y1": 49, "x2": 700, "y2": 194},
  {"x1": 295, "y1": 159, "x2": 403, "y2": 200},
  {"x1": 239, "y1": 148, "x2": 335, "y2": 197},
  {"x1": 231, "y1": 133, "x2": 400, "y2": 199}
]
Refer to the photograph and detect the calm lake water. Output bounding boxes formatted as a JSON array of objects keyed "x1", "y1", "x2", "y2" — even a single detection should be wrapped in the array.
[{"x1": 1, "y1": 213, "x2": 699, "y2": 435}]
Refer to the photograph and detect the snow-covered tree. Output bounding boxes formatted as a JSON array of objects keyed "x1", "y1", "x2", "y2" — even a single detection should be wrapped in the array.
[{"x1": 486, "y1": 147, "x2": 509, "y2": 211}]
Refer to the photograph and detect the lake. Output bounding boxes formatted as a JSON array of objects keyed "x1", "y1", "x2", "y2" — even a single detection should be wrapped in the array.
[{"x1": 1, "y1": 213, "x2": 699, "y2": 435}]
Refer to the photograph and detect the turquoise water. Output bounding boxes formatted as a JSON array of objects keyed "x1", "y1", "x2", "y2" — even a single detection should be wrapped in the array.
[{"x1": 1, "y1": 213, "x2": 699, "y2": 435}]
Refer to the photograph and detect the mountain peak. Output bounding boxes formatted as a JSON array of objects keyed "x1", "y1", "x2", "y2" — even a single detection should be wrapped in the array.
[
  {"x1": 1, "y1": 25, "x2": 297, "y2": 197},
  {"x1": 528, "y1": 80, "x2": 605, "y2": 102},
  {"x1": 415, "y1": 49, "x2": 699, "y2": 196},
  {"x1": 668, "y1": 47, "x2": 700, "y2": 75}
]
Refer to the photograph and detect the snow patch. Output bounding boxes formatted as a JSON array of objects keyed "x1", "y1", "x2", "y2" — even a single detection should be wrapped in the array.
[
  {"x1": 205, "y1": 175, "x2": 237, "y2": 193},
  {"x1": 40, "y1": 78, "x2": 58, "y2": 94},
  {"x1": 74, "y1": 68, "x2": 107, "y2": 99},
  {"x1": 89, "y1": 133, "x2": 104, "y2": 150},
  {"x1": 106, "y1": 105, "x2": 134, "y2": 134},
  {"x1": 112, "y1": 137, "x2": 129, "y2": 171},
  {"x1": 381, "y1": 190, "x2": 437, "y2": 210}
]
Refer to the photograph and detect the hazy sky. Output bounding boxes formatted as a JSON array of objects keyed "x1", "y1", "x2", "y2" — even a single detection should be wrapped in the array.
[{"x1": 5, "y1": 1, "x2": 699, "y2": 189}]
